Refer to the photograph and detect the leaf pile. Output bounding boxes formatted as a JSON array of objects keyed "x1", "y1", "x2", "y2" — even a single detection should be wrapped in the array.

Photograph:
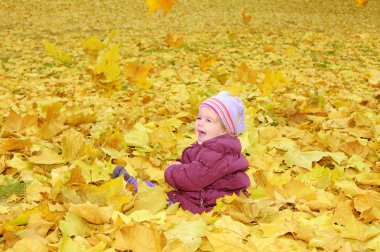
[{"x1": 0, "y1": 0, "x2": 379, "y2": 251}]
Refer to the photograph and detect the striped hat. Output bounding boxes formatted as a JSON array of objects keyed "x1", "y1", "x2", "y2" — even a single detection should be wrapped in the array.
[{"x1": 200, "y1": 91, "x2": 246, "y2": 135}]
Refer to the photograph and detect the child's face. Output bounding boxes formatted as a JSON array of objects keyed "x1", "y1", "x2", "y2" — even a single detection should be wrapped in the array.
[{"x1": 195, "y1": 106, "x2": 226, "y2": 144}]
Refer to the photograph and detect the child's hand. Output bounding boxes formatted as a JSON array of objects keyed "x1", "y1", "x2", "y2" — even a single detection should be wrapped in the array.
[{"x1": 168, "y1": 161, "x2": 182, "y2": 167}]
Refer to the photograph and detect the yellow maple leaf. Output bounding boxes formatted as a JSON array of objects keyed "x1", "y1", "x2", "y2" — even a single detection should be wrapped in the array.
[
  {"x1": 257, "y1": 69, "x2": 288, "y2": 96},
  {"x1": 83, "y1": 30, "x2": 118, "y2": 56},
  {"x1": 59, "y1": 212, "x2": 92, "y2": 237},
  {"x1": 132, "y1": 181, "x2": 168, "y2": 214},
  {"x1": 207, "y1": 232, "x2": 258, "y2": 252},
  {"x1": 44, "y1": 42, "x2": 72, "y2": 64},
  {"x1": 28, "y1": 147, "x2": 65, "y2": 165},
  {"x1": 4, "y1": 110, "x2": 38, "y2": 134},
  {"x1": 69, "y1": 201, "x2": 113, "y2": 224},
  {"x1": 199, "y1": 55, "x2": 216, "y2": 72},
  {"x1": 165, "y1": 220, "x2": 209, "y2": 251},
  {"x1": 368, "y1": 69, "x2": 380, "y2": 86},
  {"x1": 61, "y1": 129, "x2": 85, "y2": 162},
  {"x1": 149, "y1": 124, "x2": 176, "y2": 150},
  {"x1": 83, "y1": 35, "x2": 106, "y2": 55},
  {"x1": 213, "y1": 215, "x2": 251, "y2": 239},
  {"x1": 8, "y1": 238, "x2": 48, "y2": 252},
  {"x1": 146, "y1": 0, "x2": 178, "y2": 15},
  {"x1": 95, "y1": 44, "x2": 121, "y2": 83},
  {"x1": 339, "y1": 140, "x2": 371, "y2": 158},
  {"x1": 123, "y1": 60, "x2": 152, "y2": 89},
  {"x1": 114, "y1": 223, "x2": 165, "y2": 251},
  {"x1": 242, "y1": 8, "x2": 252, "y2": 26},
  {"x1": 356, "y1": 0, "x2": 368, "y2": 7},
  {"x1": 226, "y1": 82, "x2": 242, "y2": 97},
  {"x1": 235, "y1": 63, "x2": 258, "y2": 84},
  {"x1": 341, "y1": 216, "x2": 379, "y2": 241},
  {"x1": 0, "y1": 138, "x2": 31, "y2": 154},
  {"x1": 166, "y1": 32, "x2": 184, "y2": 48}
]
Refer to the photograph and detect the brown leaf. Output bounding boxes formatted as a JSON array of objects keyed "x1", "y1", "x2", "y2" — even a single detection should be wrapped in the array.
[
  {"x1": 0, "y1": 138, "x2": 31, "y2": 154},
  {"x1": 4, "y1": 110, "x2": 38, "y2": 134},
  {"x1": 339, "y1": 140, "x2": 371, "y2": 158}
]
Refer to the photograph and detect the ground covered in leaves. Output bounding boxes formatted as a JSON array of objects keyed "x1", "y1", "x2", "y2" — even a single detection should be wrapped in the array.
[{"x1": 0, "y1": 0, "x2": 380, "y2": 251}]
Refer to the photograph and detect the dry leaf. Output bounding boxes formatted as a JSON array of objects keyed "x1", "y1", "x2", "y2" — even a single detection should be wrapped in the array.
[{"x1": 124, "y1": 60, "x2": 152, "y2": 89}]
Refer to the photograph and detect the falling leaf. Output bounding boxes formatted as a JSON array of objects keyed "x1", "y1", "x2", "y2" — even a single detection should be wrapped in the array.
[
  {"x1": 166, "y1": 32, "x2": 184, "y2": 48},
  {"x1": 146, "y1": 0, "x2": 178, "y2": 15},
  {"x1": 356, "y1": 0, "x2": 368, "y2": 7},
  {"x1": 241, "y1": 8, "x2": 252, "y2": 25},
  {"x1": 199, "y1": 55, "x2": 216, "y2": 72},
  {"x1": 95, "y1": 44, "x2": 121, "y2": 83},
  {"x1": 83, "y1": 35, "x2": 106, "y2": 55},
  {"x1": 44, "y1": 42, "x2": 72, "y2": 64},
  {"x1": 123, "y1": 60, "x2": 152, "y2": 89},
  {"x1": 235, "y1": 63, "x2": 258, "y2": 84}
]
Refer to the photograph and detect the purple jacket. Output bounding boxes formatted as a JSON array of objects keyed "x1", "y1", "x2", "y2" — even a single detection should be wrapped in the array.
[{"x1": 164, "y1": 135, "x2": 250, "y2": 214}]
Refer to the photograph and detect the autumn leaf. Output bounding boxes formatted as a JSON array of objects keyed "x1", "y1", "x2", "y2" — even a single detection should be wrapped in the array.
[
  {"x1": 146, "y1": 0, "x2": 178, "y2": 15},
  {"x1": 207, "y1": 232, "x2": 258, "y2": 252},
  {"x1": 166, "y1": 32, "x2": 184, "y2": 48},
  {"x1": 235, "y1": 63, "x2": 258, "y2": 84},
  {"x1": 59, "y1": 212, "x2": 93, "y2": 237},
  {"x1": 339, "y1": 140, "x2": 371, "y2": 158},
  {"x1": 0, "y1": 138, "x2": 31, "y2": 154},
  {"x1": 94, "y1": 44, "x2": 121, "y2": 83},
  {"x1": 256, "y1": 69, "x2": 288, "y2": 96},
  {"x1": 123, "y1": 60, "x2": 152, "y2": 89},
  {"x1": 28, "y1": 147, "x2": 65, "y2": 165},
  {"x1": 242, "y1": 8, "x2": 252, "y2": 26},
  {"x1": 83, "y1": 35, "x2": 106, "y2": 55},
  {"x1": 165, "y1": 220, "x2": 209, "y2": 251},
  {"x1": 3, "y1": 110, "x2": 38, "y2": 134},
  {"x1": 44, "y1": 42, "x2": 72, "y2": 65},
  {"x1": 367, "y1": 69, "x2": 380, "y2": 86},
  {"x1": 199, "y1": 55, "x2": 216, "y2": 72},
  {"x1": 356, "y1": 0, "x2": 368, "y2": 7},
  {"x1": 69, "y1": 201, "x2": 114, "y2": 224},
  {"x1": 61, "y1": 128, "x2": 86, "y2": 162},
  {"x1": 114, "y1": 223, "x2": 165, "y2": 252}
]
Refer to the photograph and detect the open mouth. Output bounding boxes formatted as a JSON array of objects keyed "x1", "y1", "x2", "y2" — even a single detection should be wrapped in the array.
[{"x1": 197, "y1": 130, "x2": 206, "y2": 138}]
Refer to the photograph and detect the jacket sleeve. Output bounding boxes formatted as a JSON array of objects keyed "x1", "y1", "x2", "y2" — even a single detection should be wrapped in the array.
[{"x1": 164, "y1": 156, "x2": 233, "y2": 191}]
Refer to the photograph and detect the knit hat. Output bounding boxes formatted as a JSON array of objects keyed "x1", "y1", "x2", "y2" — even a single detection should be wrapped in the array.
[{"x1": 199, "y1": 91, "x2": 246, "y2": 135}]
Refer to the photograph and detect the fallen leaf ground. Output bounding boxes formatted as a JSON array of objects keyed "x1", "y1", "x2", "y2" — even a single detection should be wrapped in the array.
[{"x1": 0, "y1": 0, "x2": 380, "y2": 251}]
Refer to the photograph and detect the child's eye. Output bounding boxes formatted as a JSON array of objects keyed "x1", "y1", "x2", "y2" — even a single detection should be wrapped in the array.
[
  {"x1": 196, "y1": 117, "x2": 201, "y2": 120},
  {"x1": 206, "y1": 119, "x2": 212, "y2": 123}
]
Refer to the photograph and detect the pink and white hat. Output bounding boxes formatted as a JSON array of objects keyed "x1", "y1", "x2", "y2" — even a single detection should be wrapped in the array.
[{"x1": 199, "y1": 91, "x2": 246, "y2": 135}]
